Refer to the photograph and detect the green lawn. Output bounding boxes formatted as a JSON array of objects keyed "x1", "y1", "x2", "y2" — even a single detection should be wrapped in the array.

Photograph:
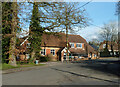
[
  {"x1": 0, "y1": 64, "x2": 2, "y2": 70},
  {"x1": 0, "y1": 63, "x2": 20, "y2": 70},
  {"x1": 18, "y1": 63, "x2": 45, "y2": 68},
  {"x1": 0, "y1": 63, "x2": 45, "y2": 70}
]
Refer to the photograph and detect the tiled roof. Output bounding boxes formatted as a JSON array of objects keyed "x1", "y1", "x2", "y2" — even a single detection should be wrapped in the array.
[
  {"x1": 87, "y1": 44, "x2": 97, "y2": 53},
  {"x1": 69, "y1": 48, "x2": 87, "y2": 55},
  {"x1": 19, "y1": 32, "x2": 97, "y2": 54},
  {"x1": 68, "y1": 34, "x2": 87, "y2": 43},
  {"x1": 41, "y1": 33, "x2": 66, "y2": 47},
  {"x1": 99, "y1": 41, "x2": 118, "y2": 51},
  {"x1": 41, "y1": 33, "x2": 97, "y2": 54},
  {"x1": 41, "y1": 33, "x2": 88, "y2": 47}
]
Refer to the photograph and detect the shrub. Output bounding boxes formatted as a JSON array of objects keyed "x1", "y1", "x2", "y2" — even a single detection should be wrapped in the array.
[
  {"x1": 35, "y1": 52, "x2": 41, "y2": 60},
  {"x1": 47, "y1": 54, "x2": 56, "y2": 61},
  {"x1": 39, "y1": 56, "x2": 49, "y2": 62},
  {"x1": 100, "y1": 48, "x2": 110, "y2": 57}
]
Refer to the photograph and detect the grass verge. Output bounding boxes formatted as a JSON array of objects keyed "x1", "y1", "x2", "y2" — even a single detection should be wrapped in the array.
[
  {"x1": 0, "y1": 63, "x2": 45, "y2": 70},
  {"x1": 1, "y1": 63, "x2": 20, "y2": 70}
]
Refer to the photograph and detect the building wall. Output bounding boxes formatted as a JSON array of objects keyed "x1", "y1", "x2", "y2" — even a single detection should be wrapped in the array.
[
  {"x1": 88, "y1": 53, "x2": 97, "y2": 59},
  {"x1": 99, "y1": 42, "x2": 119, "y2": 57},
  {"x1": 40, "y1": 47, "x2": 61, "y2": 61},
  {"x1": 99, "y1": 42, "x2": 119, "y2": 52},
  {"x1": 61, "y1": 52, "x2": 64, "y2": 62},
  {"x1": 82, "y1": 44, "x2": 85, "y2": 50}
]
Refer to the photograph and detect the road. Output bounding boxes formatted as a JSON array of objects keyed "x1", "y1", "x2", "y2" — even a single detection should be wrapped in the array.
[{"x1": 2, "y1": 58, "x2": 120, "y2": 85}]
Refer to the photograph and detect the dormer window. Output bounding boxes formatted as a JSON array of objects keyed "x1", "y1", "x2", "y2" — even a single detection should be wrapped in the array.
[
  {"x1": 26, "y1": 43, "x2": 30, "y2": 48},
  {"x1": 70, "y1": 43, "x2": 74, "y2": 48},
  {"x1": 76, "y1": 43, "x2": 82, "y2": 48}
]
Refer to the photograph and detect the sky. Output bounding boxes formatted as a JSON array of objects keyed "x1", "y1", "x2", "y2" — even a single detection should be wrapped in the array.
[
  {"x1": 77, "y1": 2, "x2": 118, "y2": 42},
  {"x1": 19, "y1": 2, "x2": 118, "y2": 42}
]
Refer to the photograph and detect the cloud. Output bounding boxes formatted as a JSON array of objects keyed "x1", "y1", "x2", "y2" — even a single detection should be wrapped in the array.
[{"x1": 77, "y1": 26, "x2": 101, "y2": 42}]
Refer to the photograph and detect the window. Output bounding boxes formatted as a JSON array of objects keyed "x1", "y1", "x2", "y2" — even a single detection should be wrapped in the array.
[
  {"x1": 26, "y1": 54, "x2": 30, "y2": 59},
  {"x1": 70, "y1": 43, "x2": 74, "y2": 48},
  {"x1": 103, "y1": 44, "x2": 106, "y2": 48},
  {"x1": 78, "y1": 55, "x2": 82, "y2": 59},
  {"x1": 26, "y1": 43, "x2": 30, "y2": 48},
  {"x1": 41, "y1": 49, "x2": 46, "y2": 55},
  {"x1": 76, "y1": 43, "x2": 82, "y2": 48},
  {"x1": 51, "y1": 49, "x2": 55, "y2": 56}
]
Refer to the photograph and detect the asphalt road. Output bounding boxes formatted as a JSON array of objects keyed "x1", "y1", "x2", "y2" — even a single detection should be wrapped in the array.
[{"x1": 2, "y1": 58, "x2": 120, "y2": 85}]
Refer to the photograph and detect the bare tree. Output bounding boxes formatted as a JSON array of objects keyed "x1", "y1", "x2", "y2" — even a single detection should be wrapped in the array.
[
  {"x1": 14, "y1": 2, "x2": 89, "y2": 62},
  {"x1": 43, "y1": 2, "x2": 90, "y2": 60},
  {"x1": 25, "y1": 2, "x2": 90, "y2": 61},
  {"x1": 116, "y1": 1, "x2": 120, "y2": 15},
  {"x1": 89, "y1": 38, "x2": 100, "y2": 47},
  {"x1": 100, "y1": 21, "x2": 118, "y2": 56}
]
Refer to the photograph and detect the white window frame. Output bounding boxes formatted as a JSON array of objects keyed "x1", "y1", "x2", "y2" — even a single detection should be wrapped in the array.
[
  {"x1": 41, "y1": 49, "x2": 46, "y2": 55},
  {"x1": 70, "y1": 43, "x2": 74, "y2": 48},
  {"x1": 51, "y1": 49, "x2": 55, "y2": 56},
  {"x1": 76, "y1": 43, "x2": 82, "y2": 48}
]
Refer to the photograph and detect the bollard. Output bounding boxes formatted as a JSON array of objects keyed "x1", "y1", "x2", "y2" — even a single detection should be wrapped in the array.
[{"x1": 35, "y1": 60, "x2": 39, "y2": 64}]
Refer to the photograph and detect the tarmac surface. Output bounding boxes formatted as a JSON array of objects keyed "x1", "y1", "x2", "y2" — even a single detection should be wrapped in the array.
[{"x1": 2, "y1": 58, "x2": 120, "y2": 85}]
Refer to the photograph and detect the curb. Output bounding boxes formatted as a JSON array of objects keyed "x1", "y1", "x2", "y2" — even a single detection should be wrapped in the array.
[{"x1": 2, "y1": 62, "x2": 62, "y2": 74}]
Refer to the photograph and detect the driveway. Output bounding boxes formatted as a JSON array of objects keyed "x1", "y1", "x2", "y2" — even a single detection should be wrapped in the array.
[{"x1": 2, "y1": 58, "x2": 120, "y2": 85}]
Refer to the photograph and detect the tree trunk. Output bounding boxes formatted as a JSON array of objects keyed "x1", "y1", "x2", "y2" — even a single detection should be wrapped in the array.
[
  {"x1": 66, "y1": 25, "x2": 69, "y2": 61},
  {"x1": 111, "y1": 42, "x2": 114, "y2": 57},
  {"x1": 30, "y1": 51, "x2": 35, "y2": 63},
  {"x1": 65, "y1": 7, "x2": 69, "y2": 61},
  {"x1": 9, "y1": 2, "x2": 17, "y2": 66},
  {"x1": 105, "y1": 41, "x2": 108, "y2": 50},
  {"x1": 9, "y1": 37, "x2": 17, "y2": 66}
]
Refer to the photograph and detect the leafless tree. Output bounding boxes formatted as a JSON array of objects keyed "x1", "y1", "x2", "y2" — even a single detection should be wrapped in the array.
[
  {"x1": 100, "y1": 21, "x2": 118, "y2": 56},
  {"x1": 23, "y1": 2, "x2": 90, "y2": 61},
  {"x1": 116, "y1": 1, "x2": 120, "y2": 15},
  {"x1": 42, "y1": 2, "x2": 90, "y2": 60}
]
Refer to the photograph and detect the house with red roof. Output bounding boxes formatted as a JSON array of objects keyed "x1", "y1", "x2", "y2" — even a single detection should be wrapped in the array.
[
  {"x1": 18, "y1": 32, "x2": 98, "y2": 62},
  {"x1": 99, "y1": 41, "x2": 119, "y2": 57}
]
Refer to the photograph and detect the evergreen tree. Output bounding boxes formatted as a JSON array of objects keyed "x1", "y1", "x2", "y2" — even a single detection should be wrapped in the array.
[
  {"x1": 2, "y1": 2, "x2": 12, "y2": 63},
  {"x1": 29, "y1": 2, "x2": 43, "y2": 62},
  {"x1": 9, "y1": 2, "x2": 19, "y2": 66},
  {"x1": 2, "y1": 2, "x2": 19, "y2": 66}
]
